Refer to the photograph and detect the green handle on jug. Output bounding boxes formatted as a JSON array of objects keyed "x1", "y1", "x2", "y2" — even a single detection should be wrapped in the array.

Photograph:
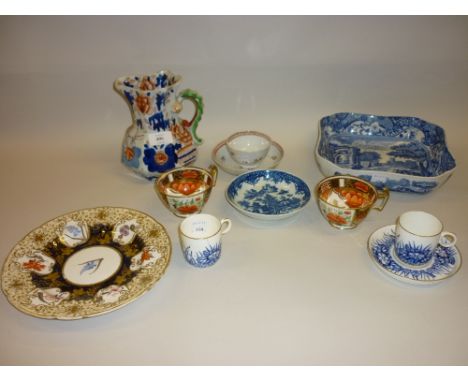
[{"x1": 179, "y1": 89, "x2": 204, "y2": 145}]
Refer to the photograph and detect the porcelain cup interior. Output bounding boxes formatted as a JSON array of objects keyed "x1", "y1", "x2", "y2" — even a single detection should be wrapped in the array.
[
  {"x1": 155, "y1": 165, "x2": 217, "y2": 217},
  {"x1": 395, "y1": 211, "x2": 457, "y2": 267},
  {"x1": 315, "y1": 175, "x2": 389, "y2": 229},
  {"x1": 226, "y1": 131, "x2": 272, "y2": 169},
  {"x1": 179, "y1": 214, "x2": 232, "y2": 268}
]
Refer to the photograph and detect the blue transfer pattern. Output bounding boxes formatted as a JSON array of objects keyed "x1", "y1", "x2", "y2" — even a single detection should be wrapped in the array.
[
  {"x1": 318, "y1": 113, "x2": 456, "y2": 193},
  {"x1": 370, "y1": 227, "x2": 458, "y2": 282},
  {"x1": 183, "y1": 243, "x2": 222, "y2": 268},
  {"x1": 227, "y1": 170, "x2": 311, "y2": 216},
  {"x1": 335, "y1": 173, "x2": 438, "y2": 193}
]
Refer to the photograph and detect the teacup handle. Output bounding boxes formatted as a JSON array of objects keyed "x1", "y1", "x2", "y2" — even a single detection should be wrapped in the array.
[
  {"x1": 440, "y1": 232, "x2": 457, "y2": 247},
  {"x1": 372, "y1": 188, "x2": 389, "y2": 211},
  {"x1": 178, "y1": 89, "x2": 204, "y2": 145},
  {"x1": 220, "y1": 219, "x2": 232, "y2": 235},
  {"x1": 208, "y1": 164, "x2": 218, "y2": 187}
]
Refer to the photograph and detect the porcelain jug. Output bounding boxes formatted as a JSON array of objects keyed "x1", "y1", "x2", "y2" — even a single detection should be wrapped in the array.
[{"x1": 114, "y1": 70, "x2": 204, "y2": 179}]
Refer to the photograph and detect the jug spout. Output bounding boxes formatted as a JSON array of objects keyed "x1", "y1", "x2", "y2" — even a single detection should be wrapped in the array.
[{"x1": 113, "y1": 77, "x2": 125, "y2": 94}]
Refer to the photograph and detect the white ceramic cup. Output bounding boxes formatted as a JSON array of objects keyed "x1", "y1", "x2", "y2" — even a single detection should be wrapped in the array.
[
  {"x1": 395, "y1": 211, "x2": 457, "y2": 267},
  {"x1": 179, "y1": 214, "x2": 232, "y2": 268},
  {"x1": 226, "y1": 131, "x2": 272, "y2": 169}
]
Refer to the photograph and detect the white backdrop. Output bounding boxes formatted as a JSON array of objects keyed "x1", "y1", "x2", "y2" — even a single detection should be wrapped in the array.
[{"x1": 0, "y1": 16, "x2": 468, "y2": 365}]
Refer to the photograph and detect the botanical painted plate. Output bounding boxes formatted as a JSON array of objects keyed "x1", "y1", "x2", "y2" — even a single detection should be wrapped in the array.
[
  {"x1": 212, "y1": 140, "x2": 284, "y2": 175},
  {"x1": 368, "y1": 225, "x2": 461, "y2": 285},
  {"x1": 1, "y1": 207, "x2": 171, "y2": 319},
  {"x1": 226, "y1": 170, "x2": 311, "y2": 220}
]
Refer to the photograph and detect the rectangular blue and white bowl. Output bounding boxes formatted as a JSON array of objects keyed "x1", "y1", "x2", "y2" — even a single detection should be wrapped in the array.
[{"x1": 315, "y1": 112, "x2": 456, "y2": 193}]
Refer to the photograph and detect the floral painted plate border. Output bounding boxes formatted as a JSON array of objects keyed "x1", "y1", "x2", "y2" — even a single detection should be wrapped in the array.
[
  {"x1": 368, "y1": 225, "x2": 461, "y2": 285},
  {"x1": 1, "y1": 207, "x2": 171, "y2": 320}
]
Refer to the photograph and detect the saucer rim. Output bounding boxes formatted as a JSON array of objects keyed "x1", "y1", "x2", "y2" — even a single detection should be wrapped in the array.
[
  {"x1": 212, "y1": 139, "x2": 284, "y2": 175},
  {"x1": 367, "y1": 224, "x2": 462, "y2": 285}
]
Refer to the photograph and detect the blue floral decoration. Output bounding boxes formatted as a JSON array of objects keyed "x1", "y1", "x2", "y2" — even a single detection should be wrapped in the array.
[
  {"x1": 395, "y1": 242, "x2": 433, "y2": 266},
  {"x1": 184, "y1": 243, "x2": 222, "y2": 268},
  {"x1": 121, "y1": 146, "x2": 142, "y2": 169},
  {"x1": 370, "y1": 228, "x2": 458, "y2": 282},
  {"x1": 143, "y1": 143, "x2": 182, "y2": 173}
]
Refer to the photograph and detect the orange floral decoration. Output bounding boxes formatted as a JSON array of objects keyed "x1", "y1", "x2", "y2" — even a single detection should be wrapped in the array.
[
  {"x1": 141, "y1": 249, "x2": 152, "y2": 262},
  {"x1": 139, "y1": 78, "x2": 156, "y2": 91},
  {"x1": 353, "y1": 181, "x2": 369, "y2": 193},
  {"x1": 136, "y1": 95, "x2": 151, "y2": 114},
  {"x1": 338, "y1": 188, "x2": 366, "y2": 208},
  {"x1": 170, "y1": 180, "x2": 203, "y2": 195},
  {"x1": 177, "y1": 205, "x2": 199, "y2": 214},
  {"x1": 23, "y1": 260, "x2": 45, "y2": 272},
  {"x1": 181, "y1": 170, "x2": 200, "y2": 179},
  {"x1": 154, "y1": 151, "x2": 168, "y2": 165},
  {"x1": 326, "y1": 213, "x2": 347, "y2": 225},
  {"x1": 124, "y1": 146, "x2": 135, "y2": 161}
]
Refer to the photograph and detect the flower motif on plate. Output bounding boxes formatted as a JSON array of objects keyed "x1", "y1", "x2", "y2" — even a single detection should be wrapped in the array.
[
  {"x1": 59, "y1": 221, "x2": 90, "y2": 248},
  {"x1": 130, "y1": 247, "x2": 161, "y2": 272},
  {"x1": 16, "y1": 250, "x2": 55, "y2": 276},
  {"x1": 1, "y1": 207, "x2": 171, "y2": 319}
]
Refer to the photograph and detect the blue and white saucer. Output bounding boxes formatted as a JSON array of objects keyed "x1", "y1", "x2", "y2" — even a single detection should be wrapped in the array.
[
  {"x1": 226, "y1": 170, "x2": 311, "y2": 220},
  {"x1": 368, "y1": 225, "x2": 462, "y2": 285}
]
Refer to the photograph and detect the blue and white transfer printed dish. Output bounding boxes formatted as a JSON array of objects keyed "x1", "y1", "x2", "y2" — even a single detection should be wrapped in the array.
[
  {"x1": 368, "y1": 225, "x2": 461, "y2": 285},
  {"x1": 226, "y1": 170, "x2": 311, "y2": 220},
  {"x1": 315, "y1": 113, "x2": 456, "y2": 193}
]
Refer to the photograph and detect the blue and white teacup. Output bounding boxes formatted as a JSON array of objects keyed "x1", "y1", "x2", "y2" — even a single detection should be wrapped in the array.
[
  {"x1": 179, "y1": 214, "x2": 232, "y2": 268},
  {"x1": 395, "y1": 211, "x2": 457, "y2": 267}
]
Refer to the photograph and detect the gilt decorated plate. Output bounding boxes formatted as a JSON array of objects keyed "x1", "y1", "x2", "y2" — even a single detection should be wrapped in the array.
[{"x1": 1, "y1": 207, "x2": 171, "y2": 319}]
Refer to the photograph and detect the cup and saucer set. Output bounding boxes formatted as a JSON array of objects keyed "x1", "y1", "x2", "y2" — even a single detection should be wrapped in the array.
[
  {"x1": 1, "y1": 70, "x2": 461, "y2": 321},
  {"x1": 368, "y1": 211, "x2": 461, "y2": 285},
  {"x1": 212, "y1": 131, "x2": 284, "y2": 175}
]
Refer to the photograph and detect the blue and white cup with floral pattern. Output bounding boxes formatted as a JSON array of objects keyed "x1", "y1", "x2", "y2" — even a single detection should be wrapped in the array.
[
  {"x1": 395, "y1": 211, "x2": 457, "y2": 267},
  {"x1": 179, "y1": 214, "x2": 232, "y2": 268}
]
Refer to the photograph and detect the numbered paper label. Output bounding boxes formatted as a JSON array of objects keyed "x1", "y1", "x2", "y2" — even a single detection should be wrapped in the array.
[{"x1": 148, "y1": 131, "x2": 175, "y2": 147}]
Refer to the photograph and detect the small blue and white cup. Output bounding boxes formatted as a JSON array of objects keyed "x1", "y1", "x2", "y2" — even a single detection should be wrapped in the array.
[
  {"x1": 179, "y1": 214, "x2": 232, "y2": 268},
  {"x1": 395, "y1": 211, "x2": 457, "y2": 267}
]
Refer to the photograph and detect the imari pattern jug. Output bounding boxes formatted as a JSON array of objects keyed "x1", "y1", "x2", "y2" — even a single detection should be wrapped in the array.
[{"x1": 114, "y1": 70, "x2": 204, "y2": 179}]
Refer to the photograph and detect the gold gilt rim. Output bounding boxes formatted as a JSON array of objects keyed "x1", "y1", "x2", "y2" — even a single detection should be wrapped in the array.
[{"x1": 0, "y1": 206, "x2": 171, "y2": 320}]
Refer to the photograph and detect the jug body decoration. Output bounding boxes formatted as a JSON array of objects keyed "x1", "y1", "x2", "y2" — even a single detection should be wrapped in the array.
[{"x1": 115, "y1": 70, "x2": 204, "y2": 179}]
